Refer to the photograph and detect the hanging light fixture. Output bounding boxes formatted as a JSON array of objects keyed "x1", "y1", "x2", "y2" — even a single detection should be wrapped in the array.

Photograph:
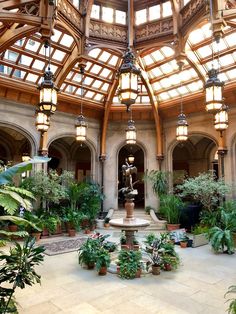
[
  {"x1": 35, "y1": 109, "x2": 50, "y2": 132},
  {"x1": 75, "y1": 66, "x2": 87, "y2": 142},
  {"x1": 126, "y1": 120, "x2": 136, "y2": 145},
  {"x1": 205, "y1": 0, "x2": 224, "y2": 114},
  {"x1": 176, "y1": 78, "x2": 188, "y2": 142},
  {"x1": 127, "y1": 154, "x2": 135, "y2": 164},
  {"x1": 214, "y1": 104, "x2": 229, "y2": 131},
  {"x1": 118, "y1": 48, "x2": 140, "y2": 112}
]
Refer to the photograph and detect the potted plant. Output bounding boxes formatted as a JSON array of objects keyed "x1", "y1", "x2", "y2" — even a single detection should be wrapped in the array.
[
  {"x1": 133, "y1": 237, "x2": 139, "y2": 251},
  {"x1": 147, "y1": 249, "x2": 162, "y2": 275},
  {"x1": 118, "y1": 250, "x2": 142, "y2": 279},
  {"x1": 144, "y1": 232, "x2": 158, "y2": 252},
  {"x1": 95, "y1": 247, "x2": 111, "y2": 275},
  {"x1": 78, "y1": 238, "x2": 99, "y2": 269},
  {"x1": 191, "y1": 225, "x2": 209, "y2": 248},
  {"x1": 179, "y1": 232, "x2": 189, "y2": 248},
  {"x1": 120, "y1": 232, "x2": 129, "y2": 250},
  {"x1": 63, "y1": 208, "x2": 81, "y2": 237},
  {"x1": 159, "y1": 194, "x2": 183, "y2": 231},
  {"x1": 225, "y1": 285, "x2": 236, "y2": 314},
  {"x1": 104, "y1": 217, "x2": 110, "y2": 228}
]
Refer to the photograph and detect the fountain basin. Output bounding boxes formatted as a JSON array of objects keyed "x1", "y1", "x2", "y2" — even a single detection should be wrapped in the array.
[{"x1": 109, "y1": 218, "x2": 150, "y2": 230}]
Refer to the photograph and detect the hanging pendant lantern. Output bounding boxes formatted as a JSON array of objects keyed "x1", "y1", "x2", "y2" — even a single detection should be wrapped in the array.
[
  {"x1": 205, "y1": 68, "x2": 224, "y2": 113},
  {"x1": 127, "y1": 154, "x2": 135, "y2": 164},
  {"x1": 126, "y1": 120, "x2": 136, "y2": 144},
  {"x1": 22, "y1": 153, "x2": 31, "y2": 162},
  {"x1": 214, "y1": 104, "x2": 228, "y2": 131},
  {"x1": 35, "y1": 110, "x2": 50, "y2": 132},
  {"x1": 75, "y1": 114, "x2": 87, "y2": 142},
  {"x1": 118, "y1": 48, "x2": 140, "y2": 111},
  {"x1": 176, "y1": 113, "x2": 188, "y2": 142},
  {"x1": 38, "y1": 69, "x2": 58, "y2": 115}
]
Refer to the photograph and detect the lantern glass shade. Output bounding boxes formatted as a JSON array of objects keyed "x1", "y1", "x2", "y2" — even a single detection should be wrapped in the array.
[
  {"x1": 22, "y1": 154, "x2": 31, "y2": 162},
  {"x1": 35, "y1": 111, "x2": 50, "y2": 132},
  {"x1": 214, "y1": 106, "x2": 228, "y2": 131},
  {"x1": 119, "y1": 72, "x2": 139, "y2": 106},
  {"x1": 126, "y1": 120, "x2": 136, "y2": 145},
  {"x1": 128, "y1": 154, "x2": 135, "y2": 164},
  {"x1": 205, "y1": 69, "x2": 224, "y2": 113},
  {"x1": 38, "y1": 70, "x2": 58, "y2": 114},
  {"x1": 75, "y1": 115, "x2": 87, "y2": 142},
  {"x1": 176, "y1": 113, "x2": 188, "y2": 142}
]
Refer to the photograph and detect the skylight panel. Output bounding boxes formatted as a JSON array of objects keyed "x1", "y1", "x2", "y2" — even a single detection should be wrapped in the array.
[
  {"x1": 168, "y1": 89, "x2": 179, "y2": 97},
  {"x1": 19, "y1": 55, "x2": 33, "y2": 66},
  {"x1": 177, "y1": 85, "x2": 188, "y2": 94},
  {"x1": 101, "y1": 83, "x2": 109, "y2": 91},
  {"x1": 219, "y1": 54, "x2": 235, "y2": 66},
  {"x1": 84, "y1": 76, "x2": 93, "y2": 85},
  {"x1": 225, "y1": 33, "x2": 236, "y2": 47},
  {"x1": 150, "y1": 67, "x2": 162, "y2": 77},
  {"x1": 169, "y1": 60, "x2": 179, "y2": 70},
  {"x1": 158, "y1": 92, "x2": 170, "y2": 101},
  {"x1": 60, "y1": 34, "x2": 74, "y2": 47},
  {"x1": 88, "y1": 48, "x2": 101, "y2": 59},
  {"x1": 213, "y1": 40, "x2": 227, "y2": 52},
  {"x1": 25, "y1": 39, "x2": 40, "y2": 52},
  {"x1": 187, "y1": 81, "x2": 203, "y2": 92},
  {"x1": 160, "y1": 63, "x2": 173, "y2": 74},
  {"x1": 183, "y1": 0, "x2": 190, "y2": 5},
  {"x1": 149, "y1": 5, "x2": 160, "y2": 21},
  {"x1": 65, "y1": 85, "x2": 76, "y2": 93},
  {"x1": 162, "y1": 1, "x2": 172, "y2": 17},
  {"x1": 151, "y1": 50, "x2": 164, "y2": 61},
  {"x1": 136, "y1": 9, "x2": 147, "y2": 26},
  {"x1": 85, "y1": 61, "x2": 92, "y2": 71},
  {"x1": 51, "y1": 29, "x2": 62, "y2": 43},
  {"x1": 26, "y1": 73, "x2": 38, "y2": 83},
  {"x1": 52, "y1": 50, "x2": 66, "y2": 61},
  {"x1": 160, "y1": 47, "x2": 174, "y2": 57},
  {"x1": 94, "y1": 93, "x2": 103, "y2": 101},
  {"x1": 85, "y1": 91, "x2": 95, "y2": 98},
  {"x1": 188, "y1": 29, "x2": 205, "y2": 44},
  {"x1": 169, "y1": 74, "x2": 181, "y2": 85},
  {"x1": 218, "y1": 72, "x2": 228, "y2": 82},
  {"x1": 72, "y1": 0, "x2": 79, "y2": 8},
  {"x1": 90, "y1": 64, "x2": 102, "y2": 74},
  {"x1": 197, "y1": 46, "x2": 212, "y2": 58},
  {"x1": 5, "y1": 50, "x2": 18, "y2": 62},
  {"x1": 99, "y1": 51, "x2": 111, "y2": 62},
  {"x1": 102, "y1": 7, "x2": 114, "y2": 23},
  {"x1": 100, "y1": 68, "x2": 111, "y2": 78},
  {"x1": 225, "y1": 68, "x2": 236, "y2": 79},
  {"x1": 50, "y1": 64, "x2": 58, "y2": 73},
  {"x1": 66, "y1": 71, "x2": 73, "y2": 79},
  {"x1": 108, "y1": 55, "x2": 119, "y2": 66},
  {"x1": 143, "y1": 55, "x2": 154, "y2": 66},
  {"x1": 116, "y1": 10, "x2": 126, "y2": 25},
  {"x1": 91, "y1": 4, "x2": 100, "y2": 19},
  {"x1": 160, "y1": 77, "x2": 171, "y2": 88},
  {"x1": 32, "y1": 60, "x2": 45, "y2": 70},
  {"x1": 13, "y1": 69, "x2": 25, "y2": 79},
  {"x1": 75, "y1": 87, "x2": 82, "y2": 95},
  {"x1": 152, "y1": 82, "x2": 161, "y2": 91},
  {"x1": 141, "y1": 96, "x2": 150, "y2": 103},
  {"x1": 201, "y1": 24, "x2": 211, "y2": 39},
  {"x1": 15, "y1": 39, "x2": 25, "y2": 47},
  {"x1": 72, "y1": 73, "x2": 82, "y2": 83},
  {"x1": 113, "y1": 96, "x2": 119, "y2": 103},
  {"x1": 92, "y1": 80, "x2": 102, "y2": 89},
  {"x1": 179, "y1": 70, "x2": 191, "y2": 81}
]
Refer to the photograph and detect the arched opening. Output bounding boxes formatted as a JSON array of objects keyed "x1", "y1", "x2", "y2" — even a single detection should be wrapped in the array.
[
  {"x1": 118, "y1": 144, "x2": 145, "y2": 208},
  {"x1": 48, "y1": 137, "x2": 92, "y2": 181},
  {"x1": 0, "y1": 126, "x2": 33, "y2": 165},
  {"x1": 173, "y1": 135, "x2": 218, "y2": 180}
]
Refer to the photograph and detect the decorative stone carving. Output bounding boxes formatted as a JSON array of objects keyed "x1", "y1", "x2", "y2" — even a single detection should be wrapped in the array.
[
  {"x1": 181, "y1": 0, "x2": 206, "y2": 26},
  {"x1": 135, "y1": 19, "x2": 173, "y2": 42},
  {"x1": 89, "y1": 20, "x2": 127, "y2": 42},
  {"x1": 57, "y1": 0, "x2": 82, "y2": 30}
]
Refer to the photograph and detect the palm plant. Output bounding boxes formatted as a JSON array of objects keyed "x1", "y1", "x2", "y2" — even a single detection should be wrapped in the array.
[
  {"x1": 159, "y1": 194, "x2": 183, "y2": 224},
  {"x1": 144, "y1": 170, "x2": 169, "y2": 197},
  {"x1": 225, "y1": 285, "x2": 236, "y2": 314},
  {"x1": 0, "y1": 237, "x2": 45, "y2": 314}
]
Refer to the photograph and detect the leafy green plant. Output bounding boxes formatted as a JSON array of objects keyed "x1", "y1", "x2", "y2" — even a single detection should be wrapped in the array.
[
  {"x1": 120, "y1": 232, "x2": 126, "y2": 245},
  {"x1": 225, "y1": 285, "x2": 236, "y2": 314},
  {"x1": 95, "y1": 247, "x2": 111, "y2": 271},
  {"x1": 159, "y1": 194, "x2": 183, "y2": 224},
  {"x1": 177, "y1": 172, "x2": 230, "y2": 212},
  {"x1": 191, "y1": 225, "x2": 209, "y2": 235},
  {"x1": 78, "y1": 238, "x2": 100, "y2": 267},
  {"x1": 208, "y1": 210, "x2": 235, "y2": 254},
  {"x1": 118, "y1": 250, "x2": 142, "y2": 279},
  {"x1": 144, "y1": 233, "x2": 157, "y2": 246},
  {"x1": 63, "y1": 208, "x2": 82, "y2": 230},
  {"x1": 102, "y1": 241, "x2": 117, "y2": 252},
  {"x1": 144, "y1": 170, "x2": 169, "y2": 197},
  {"x1": 0, "y1": 237, "x2": 45, "y2": 314}
]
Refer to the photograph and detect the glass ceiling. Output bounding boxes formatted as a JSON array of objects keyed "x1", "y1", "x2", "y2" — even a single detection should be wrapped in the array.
[{"x1": 1, "y1": 17, "x2": 236, "y2": 110}]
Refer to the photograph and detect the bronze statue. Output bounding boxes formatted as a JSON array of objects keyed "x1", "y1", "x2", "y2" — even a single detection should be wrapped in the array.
[{"x1": 120, "y1": 159, "x2": 138, "y2": 198}]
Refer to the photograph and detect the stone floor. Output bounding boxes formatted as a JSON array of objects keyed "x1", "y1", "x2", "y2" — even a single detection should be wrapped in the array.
[{"x1": 14, "y1": 231, "x2": 236, "y2": 314}]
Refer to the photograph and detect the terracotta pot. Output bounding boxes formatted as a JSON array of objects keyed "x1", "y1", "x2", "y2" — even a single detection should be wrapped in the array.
[
  {"x1": 135, "y1": 268, "x2": 142, "y2": 278},
  {"x1": 104, "y1": 223, "x2": 110, "y2": 228},
  {"x1": 42, "y1": 228, "x2": 49, "y2": 237},
  {"x1": 98, "y1": 266, "x2": 107, "y2": 276},
  {"x1": 232, "y1": 232, "x2": 236, "y2": 247},
  {"x1": 117, "y1": 266, "x2": 120, "y2": 274},
  {"x1": 8, "y1": 224, "x2": 18, "y2": 232},
  {"x1": 121, "y1": 244, "x2": 129, "y2": 250},
  {"x1": 54, "y1": 223, "x2": 62, "y2": 235},
  {"x1": 164, "y1": 263, "x2": 172, "y2": 271},
  {"x1": 167, "y1": 224, "x2": 180, "y2": 231},
  {"x1": 180, "y1": 241, "x2": 188, "y2": 248},
  {"x1": 87, "y1": 262, "x2": 95, "y2": 270},
  {"x1": 133, "y1": 245, "x2": 139, "y2": 251},
  {"x1": 81, "y1": 218, "x2": 89, "y2": 229},
  {"x1": 152, "y1": 265, "x2": 161, "y2": 275},
  {"x1": 31, "y1": 232, "x2": 41, "y2": 242},
  {"x1": 68, "y1": 229, "x2": 76, "y2": 237},
  {"x1": 84, "y1": 229, "x2": 91, "y2": 234}
]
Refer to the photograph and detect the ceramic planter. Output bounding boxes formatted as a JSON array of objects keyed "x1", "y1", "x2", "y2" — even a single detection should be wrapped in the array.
[
  {"x1": 192, "y1": 233, "x2": 208, "y2": 248},
  {"x1": 98, "y1": 266, "x2": 107, "y2": 276},
  {"x1": 167, "y1": 224, "x2": 180, "y2": 231},
  {"x1": 152, "y1": 265, "x2": 161, "y2": 275},
  {"x1": 68, "y1": 229, "x2": 76, "y2": 237},
  {"x1": 180, "y1": 241, "x2": 188, "y2": 248}
]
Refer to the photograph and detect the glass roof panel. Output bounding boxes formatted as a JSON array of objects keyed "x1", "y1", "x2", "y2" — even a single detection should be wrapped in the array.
[
  {"x1": 25, "y1": 39, "x2": 40, "y2": 52},
  {"x1": 102, "y1": 7, "x2": 113, "y2": 23},
  {"x1": 19, "y1": 55, "x2": 33, "y2": 66},
  {"x1": 108, "y1": 55, "x2": 119, "y2": 66},
  {"x1": 143, "y1": 55, "x2": 154, "y2": 66},
  {"x1": 91, "y1": 4, "x2": 100, "y2": 19},
  {"x1": 160, "y1": 46, "x2": 174, "y2": 57},
  {"x1": 88, "y1": 48, "x2": 101, "y2": 59},
  {"x1": 32, "y1": 60, "x2": 45, "y2": 70},
  {"x1": 162, "y1": 1, "x2": 172, "y2": 17},
  {"x1": 85, "y1": 90, "x2": 95, "y2": 98},
  {"x1": 90, "y1": 64, "x2": 102, "y2": 74},
  {"x1": 116, "y1": 10, "x2": 126, "y2": 25},
  {"x1": 92, "y1": 80, "x2": 103, "y2": 88},
  {"x1": 197, "y1": 45, "x2": 212, "y2": 58},
  {"x1": 60, "y1": 34, "x2": 74, "y2": 48},
  {"x1": 26, "y1": 73, "x2": 38, "y2": 83},
  {"x1": 100, "y1": 68, "x2": 111, "y2": 78},
  {"x1": 101, "y1": 83, "x2": 109, "y2": 91},
  {"x1": 149, "y1": 5, "x2": 160, "y2": 21},
  {"x1": 52, "y1": 49, "x2": 66, "y2": 62},
  {"x1": 94, "y1": 93, "x2": 104, "y2": 101},
  {"x1": 136, "y1": 9, "x2": 147, "y2": 25},
  {"x1": 226, "y1": 68, "x2": 236, "y2": 79},
  {"x1": 224, "y1": 33, "x2": 236, "y2": 47},
  {"x1": 84, "y1": 76, "x2": 93, "y2": 85},
  {"x1": 51, "y1": 29, "x2": 62, "y2": 43},
  {"x1": 151, "y1": 50, "x2": 165, "y2": 61},
  {"x1": 99, "y1": 51, "x2": 111, "y2": 62}
]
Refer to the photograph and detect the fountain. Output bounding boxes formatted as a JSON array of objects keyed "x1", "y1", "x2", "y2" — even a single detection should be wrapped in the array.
[{"x1": 109, "y1": 160, "x2": 150, "y2": 249}]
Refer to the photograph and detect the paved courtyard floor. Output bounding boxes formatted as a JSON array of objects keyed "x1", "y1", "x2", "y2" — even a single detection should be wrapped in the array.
[{"x1": 14, "y1": 231, "x2": 236, "y2": 314}]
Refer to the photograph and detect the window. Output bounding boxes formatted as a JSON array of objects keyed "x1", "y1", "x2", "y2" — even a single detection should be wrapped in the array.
[
  {"x1": 149, "y1": 5, "x2": 160, "y2": 21},
  {"x1": 115, "y1": 10, "x2": 126, "y2": 24},
  {"x1": 91, "y1": 4, "x2": 100, "y2": 19},
  {"x1": 136, "y1": 9, "x2": 147, "y2": 25},
  {"x1": 183, "y1": 0, "x2": 190, "y2": 5},
  {"x1": 102, "y1": 7, "x2": 114, "y2": 23},
  {"x1": 72, "y1": 0, "x2": 79, "y2": 9},
  {"x1": 162, "y1": 1, "x2": 172, "y2": 17}
]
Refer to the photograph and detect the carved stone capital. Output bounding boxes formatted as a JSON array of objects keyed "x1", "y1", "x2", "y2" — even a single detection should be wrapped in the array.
[{"x1": 99, "y1": 154, "x2": 106, "y2": 162}]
